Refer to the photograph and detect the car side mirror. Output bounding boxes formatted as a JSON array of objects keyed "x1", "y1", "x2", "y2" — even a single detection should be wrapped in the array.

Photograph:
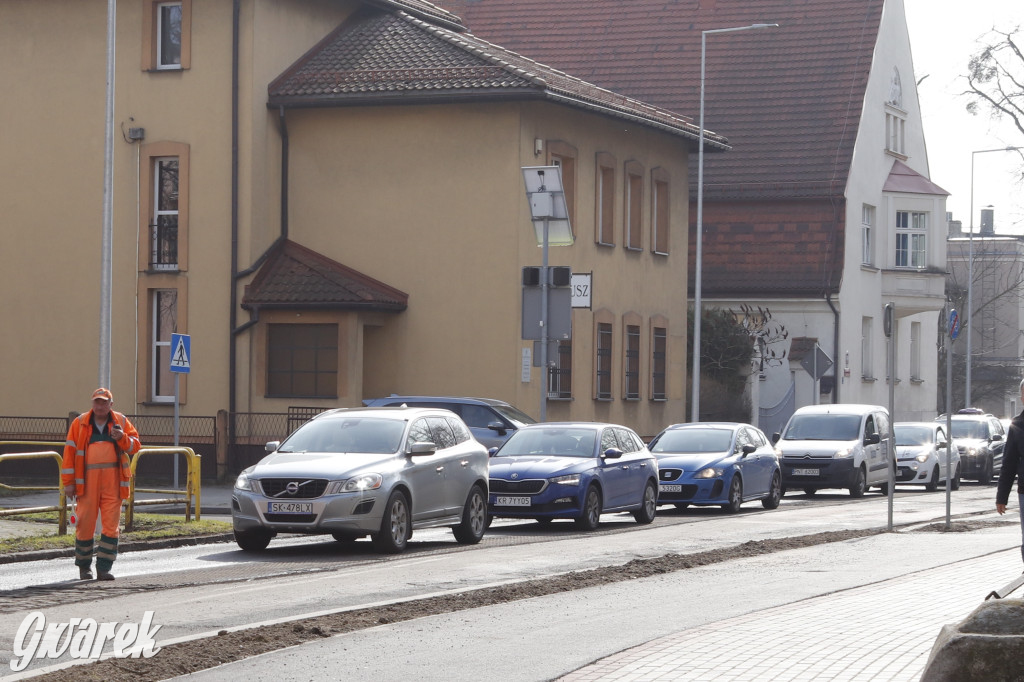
[
  {"x1": 864, "y1": 433, "x2": 881, "y2": 446},
  {"x1": 487, "y1": 446, "x2": 499, "y2": 457},
  {"x1": 603, "y1": 448, "x2": 623, "y2": 459},
  {"x1": 409, "y1": 441, "x2": 437, "y2": 455},
  {"x1": 487, "y1": 420, "x2": 508, "y2": 435},
  {"x1": 741, "y1": 444, "x2": 756, "y2": 457},
  {"x1": 937, "y1": 441, "x2": 948, "y2": 450},
  {"x1": 265, "y1": 441, "x2": 280, "y2": 453},
  {"x1": 771, "y1": 433, "x2": 781, "y2": 444},
  {"x1": 992, "y1": 434, "x2": 1003, "y2": 442}
]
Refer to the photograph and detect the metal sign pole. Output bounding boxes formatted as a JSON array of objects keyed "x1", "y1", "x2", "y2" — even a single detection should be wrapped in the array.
[
  {"x1": 886, "y1": 303, "x2": 895, "y2": 531},
  {"x1": 174, "y1": 373, "x2": 180, "y2": 489},
  {"x1": 540, "y1": 218, "x2": 549, "y2": 422}
]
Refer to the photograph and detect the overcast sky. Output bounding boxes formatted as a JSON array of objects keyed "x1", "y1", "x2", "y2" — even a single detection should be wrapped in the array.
[{"x1": 904, "y1": 0, "x2": 1022, "y2": 234}]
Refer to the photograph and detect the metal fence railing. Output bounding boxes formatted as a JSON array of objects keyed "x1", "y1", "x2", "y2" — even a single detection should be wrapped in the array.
[{"x1": 0, "y1": 408, "x2": 335, "y2": 479}]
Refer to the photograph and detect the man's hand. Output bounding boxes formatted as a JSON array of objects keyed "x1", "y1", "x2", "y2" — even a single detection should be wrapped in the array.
[
  {"x1": 997, "y1": 503, "x2": 1007, "y2": 515},
  {"x1": 111, "y1": 423, "x2": 124, "y2": 441}
]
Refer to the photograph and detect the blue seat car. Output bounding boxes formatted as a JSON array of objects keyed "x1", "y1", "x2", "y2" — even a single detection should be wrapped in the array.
[
  {"x1": 649, "y1": 422, "x2": 782, "y2": 513},
  {"x1": 487, "y1": 422, "x2": 659, "y2": 530}
]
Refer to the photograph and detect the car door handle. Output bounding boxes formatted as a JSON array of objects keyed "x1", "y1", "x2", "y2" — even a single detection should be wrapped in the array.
[
  {"x1": 460, "y1": 460, "x2": 471, "y2": 467},
  {"x1": 621, "y1": 465, "x2": 630, "y2": 470},
  {"x1": 436, "y1": 466, "x2": 445, "y2": 473}
]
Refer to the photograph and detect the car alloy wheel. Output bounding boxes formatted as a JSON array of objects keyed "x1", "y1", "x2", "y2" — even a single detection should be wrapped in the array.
[
  {"x1": 925, "y1": 465, "x2": 940, "y2": 492},
  {"x1": 452, "y1": 485, "x2": 487, "y2": 544},
  {"x1": 633, "y1": 481, "x2": 657, "y2": 524},
  {"x1": 234, "y1": 529, "x2": 272, "y2": 551},
  {"x1": 575, "y1": 485, "x2": 602, "y2": 531},
  {"x1": 372, "y1": 490, "x2": 410, "y2": 554},
  {"x1": 849, "y1": 467, "x2": 866, "y2": 498},
  {"x1": 762, "y1": 472, "x2": 782, "y2": 510},
  {"x1": 722, "y1": 475, "x2": 743, "y2": 514}
]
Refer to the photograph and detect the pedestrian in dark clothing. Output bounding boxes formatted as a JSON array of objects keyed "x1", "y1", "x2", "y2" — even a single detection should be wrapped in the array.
[{"x1": 996, "y1": 378, "x2": 1024, "y2": 567}]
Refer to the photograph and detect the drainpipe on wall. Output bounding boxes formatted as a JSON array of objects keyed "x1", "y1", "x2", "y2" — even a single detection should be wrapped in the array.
[
  {"x1": 229, "y1": 0, "x2": 241, "y2": 429},
  {"x1": 827, "y1": 291, "x2": 839, "y2": 404}
]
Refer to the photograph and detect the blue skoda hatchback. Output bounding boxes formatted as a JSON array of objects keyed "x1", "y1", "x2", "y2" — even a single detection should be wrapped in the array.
[
  {"x1": 487, "y1": 422, "x2": 659, "y2": 530},
  {"x1": 649, "y1": 422, "x2": 782, "y2": 513}
]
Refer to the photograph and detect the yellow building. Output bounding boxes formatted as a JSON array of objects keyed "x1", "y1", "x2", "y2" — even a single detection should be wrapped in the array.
[{"x1": 0, "y1": 0, "x2": 721, "y2": 454}]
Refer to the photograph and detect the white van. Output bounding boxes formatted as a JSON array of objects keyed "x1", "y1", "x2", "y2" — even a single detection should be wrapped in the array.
[{"x1": 772, "y1": 404, "x2": 892, "y2": 497}]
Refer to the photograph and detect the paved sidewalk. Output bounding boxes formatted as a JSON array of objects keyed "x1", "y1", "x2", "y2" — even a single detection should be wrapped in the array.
[{"x1": 560, "y1": 545, "x2": 1015, "y2": 682}]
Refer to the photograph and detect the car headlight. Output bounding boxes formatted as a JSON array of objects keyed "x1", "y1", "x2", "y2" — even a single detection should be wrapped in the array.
[
  {"x1": 695, "y1": 467, "x2": 724, "y2": 479},
  {"x1": 965, "y1": 447, "x2": 977, "y2": 457},
  {"x1": 329, "y1": 473, "x2": 383, "y2": 494},
  {"x1": 550, "y1": 474, "x2": 581, "y2": 486},
  {"x1": 916, "y1": 454, "x2": 930, "y2": 463},
  {"x1": 234, "y1": 470, "x2": 254, "y2": 492},
  {"x1": 834, "y1": 447, "x2": 853, "y2": 458}
]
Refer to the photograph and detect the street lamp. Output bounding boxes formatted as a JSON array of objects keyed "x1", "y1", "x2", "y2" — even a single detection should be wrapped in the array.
[
  {"x1": 691, "y1": 22, "x2": 778, "y2": 423},
  {"x1": 965, "y1": 145, "x2": 1022, "y2": 407},
  {"x1": 522, "y1": 166, "x2": 574, "y2": 422}
]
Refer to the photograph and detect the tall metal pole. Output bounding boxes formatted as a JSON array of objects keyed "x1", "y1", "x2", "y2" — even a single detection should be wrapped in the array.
[
  {"x1": 965, "y1": 146, "x2": 1022, "y2": 409},
  {"x1": 99, "y1": 0, "x2": 117, "y2": 387},
  {"x1": 691, "y1": 23, "x2": 778, "y2": 423},
  {"x1": 540, "y1": 218, "x2": 549, "y2": 422}
]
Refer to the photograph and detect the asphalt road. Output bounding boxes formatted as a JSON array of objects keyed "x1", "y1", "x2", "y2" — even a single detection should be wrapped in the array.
[{"x1": 0, "y1": 484, "x2": 1008, "y2": 679}]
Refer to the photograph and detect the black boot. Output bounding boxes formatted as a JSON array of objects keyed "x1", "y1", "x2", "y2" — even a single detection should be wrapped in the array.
[{"x1": 79, "y1": 566, "x2": 93, "y2": 580}]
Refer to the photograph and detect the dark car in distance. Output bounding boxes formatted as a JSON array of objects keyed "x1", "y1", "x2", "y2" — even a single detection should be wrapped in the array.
[{"x1": 362, "y1": 395, "x2": 536, "y2": 449}]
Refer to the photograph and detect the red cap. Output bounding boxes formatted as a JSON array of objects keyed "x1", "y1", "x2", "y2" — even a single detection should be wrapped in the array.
[{"x1": 91, "y1": 388, "x2": 113, "y2": 403}]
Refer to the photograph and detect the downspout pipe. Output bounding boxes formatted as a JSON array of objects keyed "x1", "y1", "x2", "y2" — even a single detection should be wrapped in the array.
[
  {"x1": 229, "y1": 0, "x2": 241, "y2": 424},
  {"x1": 827, "y1": 291, "x2": 839, "y2": 404}
]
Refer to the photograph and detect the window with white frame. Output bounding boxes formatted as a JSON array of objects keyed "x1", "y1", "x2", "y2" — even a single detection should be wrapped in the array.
[
  {"x1": 650, "y1": 325, "x2": 666, "y2": 401},
  {"x1": 156, "y1": 2, "x2": 183, "y2": 69},
  {"x1": 861, "y1": 316, "x2": 873, "y2": 380},
  {"x1": 151, "y1": 289, "x2": 177, "y2": 402},
  {"x1": 910, "y1": 321, "x2": 921, "y2": 381},
  {"x1": 885, "y1": 110, "x2": 906, "y2": 156},
  {"x1": 861, "y1": 204, "x2": 875, "y2": 265},
  {"x1": 895, "y1": 210, "x2": 927, "y2": 268},
  {"x1": 624, "y1": 161, "x2": 643, "y2": 250},
  {"x1": 151, "y1": 157, "x2": 179, "y2": 270}
]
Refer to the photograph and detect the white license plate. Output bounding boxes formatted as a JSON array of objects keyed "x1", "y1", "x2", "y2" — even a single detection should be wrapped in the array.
[
  {"x1": 659, "y1": 484, "x2": 682, "y2": 492},
  {"x1": 495, "y1": 496, "x2": 531, "y2": 507},
  {"x1": 792, "y1": 468, "x2": 819, "y2": 476},
  {"x1": 268, "y1": 501, "x2": 313, "y2": 514}
]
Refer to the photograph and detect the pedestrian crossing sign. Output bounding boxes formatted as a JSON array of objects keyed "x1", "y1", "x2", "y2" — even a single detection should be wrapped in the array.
[{"x1": 170, "y1": 333, "x2": 191, "y2": 374}]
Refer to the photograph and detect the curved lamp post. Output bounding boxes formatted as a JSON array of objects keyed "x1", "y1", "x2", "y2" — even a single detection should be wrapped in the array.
[{"x1": 691, "y1": 22, "x2": 779, "y2": 422}]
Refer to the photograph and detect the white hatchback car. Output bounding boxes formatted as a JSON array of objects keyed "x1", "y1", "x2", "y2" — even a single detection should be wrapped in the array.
[{"x1": 893, "y1": 422, "x2": 961, "y2": 491}]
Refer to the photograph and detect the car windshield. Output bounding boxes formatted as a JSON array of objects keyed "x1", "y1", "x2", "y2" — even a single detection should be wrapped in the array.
[
  {"x1": 895, "y1": 425, "x2": 933, "y2": 446},
  {"x1": 491, "y1": 403, "x2": 537, "y2": 427},
  {"x1": 495, "y1": 428, "x2": 596, "y2": 458},
  {"x1": 278, "y1": 417, "x2": 406, "y2": 454},
  {"x1": 949, "y1": 420, "x2": 988, "y2": 439},
  {"x1": 783, "y1": 414, "x2": 861, "y2": 441},
  {"x1": 650, "y1": 428, "x2": 733, "y2": 454}
]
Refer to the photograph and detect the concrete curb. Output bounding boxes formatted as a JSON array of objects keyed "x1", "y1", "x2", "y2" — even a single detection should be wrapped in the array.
[{"x1": 0, "y1": 532, "x2": 235, "y2": 565}]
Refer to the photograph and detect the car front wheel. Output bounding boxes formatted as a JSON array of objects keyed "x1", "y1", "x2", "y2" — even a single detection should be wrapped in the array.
[
  {"x1": 633, "y1": 481, "x2": 657, "y2": 524},
  {"x1": 722, "y1": 475, "x2": 742, "y2": 514},
  {"x1": 372, "y1": 490, "x2": 411, "y2": 554},
  {"x1": 234, "y1": 528, "x2": 272, "y2": 551},
  {"x1": 849, "y1": 466, "x2": 866, "y2": 498},
  {"x1": 452, "y1": 485, "x2": 487, "y2": 544},
  {"x1": 979, "y1": 457, "x2": 993, "y2": 485},
  {"x1": 575, "y1": 485, "x2": 602, "y2": 531},
  {"x1": 762, "y1": 471, "x2": 782, "y2": 510},
  {"x1": 925, "y1": 465, "x2": 940, "y2": 492},
  {"x1": 951, "y1": 464, "x2": 962, "y2": 490}
]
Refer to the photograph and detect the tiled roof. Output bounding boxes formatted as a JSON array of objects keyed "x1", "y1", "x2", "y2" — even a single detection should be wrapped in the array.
[
  {"x1": 883, "y1": 160, "x2": 950, "y2": 196},
  {"x1": 268, "y1": 8, "x2": 728, "y2": 148},
  {"x1": 438, "y1": 0, "x2": 885, "y2": 200},
  {"x1": 242, "y1": 240, "x2": 408, "y2": 311},
  {"x1": 368, "y1": 0, "x2": 465, "y2": 31}
]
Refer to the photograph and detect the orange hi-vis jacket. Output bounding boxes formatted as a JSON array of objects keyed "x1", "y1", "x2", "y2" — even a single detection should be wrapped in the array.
[{"x1": 61, "y1": 410, "x2": 141, "y2": 500}]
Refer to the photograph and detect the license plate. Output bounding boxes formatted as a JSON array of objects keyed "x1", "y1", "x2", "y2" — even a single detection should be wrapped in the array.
[
  {"x1": 792, "y1": 468, "x2": 819, "y2": 476},
  {"x1": 494, "y1": 496, "x2": 531, "y2": 507},
  {"x1": 268, "y1": 502, "x2": 312, "y2": 514},
  {"x1": 659, "y1": 484, "x2": 682, "y2": 492}
]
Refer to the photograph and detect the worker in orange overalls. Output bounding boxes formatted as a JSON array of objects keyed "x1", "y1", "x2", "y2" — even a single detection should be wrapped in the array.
[{"x1": 62, "y1": 388, "x2": 141, "y2": 581}]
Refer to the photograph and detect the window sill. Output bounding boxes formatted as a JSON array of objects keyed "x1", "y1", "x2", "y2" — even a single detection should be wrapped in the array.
[
  {"x1": 860, "y1": 264, "x2": 879, "y2": 272},
  {"x1": 884, "y1": 149, "x2": 908, "y2": 161},
  {"x1": 650, "y1": 397, "x2": 667, "y2": 402},
  {"x1": 862, "y1": 376, "x2": 877, "y2": 383},
  {"x1": 594, "y1": 396, "x2": 614, "y2": 402},
  {"x1": 911, "y1": 377, "x2": 924, "y2": 384},
  {"x1": 596, "y1": 241, "x2": 616, "y2": 248},
  {"x1": 624, "y1": 246, "x2": 643, "y2": 253},
  {"x1": 546, "y1": 396, "x2": 573, "y2": 401}
]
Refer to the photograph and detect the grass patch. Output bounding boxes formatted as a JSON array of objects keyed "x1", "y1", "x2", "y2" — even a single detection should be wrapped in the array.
[{"x1": 0, "y1": 512, "x2": 231, "y2": 555}]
